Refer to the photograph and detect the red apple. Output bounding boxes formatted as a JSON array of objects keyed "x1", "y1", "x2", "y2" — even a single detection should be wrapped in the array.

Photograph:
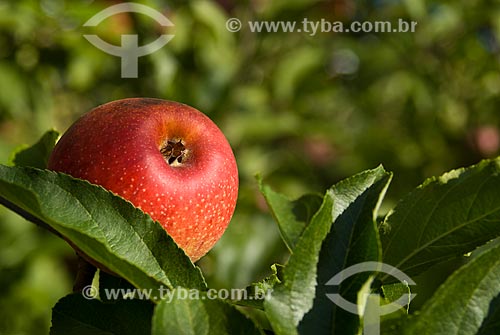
[{"x1": 48, "y1": 98, "x2": 238, "y2": 262}]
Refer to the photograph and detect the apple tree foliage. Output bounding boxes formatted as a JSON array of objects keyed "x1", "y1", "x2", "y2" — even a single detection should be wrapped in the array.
[{"x1": 1, "y1": 131, "x2": 500, "y2": 334}]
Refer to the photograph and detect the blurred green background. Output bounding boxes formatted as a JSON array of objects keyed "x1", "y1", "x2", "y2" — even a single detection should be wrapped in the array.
[{"x1": 1, "y1": 0, "x2": 499, "y2": 333}]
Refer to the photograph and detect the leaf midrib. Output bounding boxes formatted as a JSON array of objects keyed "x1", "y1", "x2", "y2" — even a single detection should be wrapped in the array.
[{"x1": 393, "y1": 190, "x2": 500, "y2": 273}]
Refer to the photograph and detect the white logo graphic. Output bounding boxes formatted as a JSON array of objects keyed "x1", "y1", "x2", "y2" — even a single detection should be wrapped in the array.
[
  {"x1": 83, "y1": 2, "x2": 174, "y2": 78},
  {"x1": 326, "y1": 262, "x2": 416, "y2": 335}
]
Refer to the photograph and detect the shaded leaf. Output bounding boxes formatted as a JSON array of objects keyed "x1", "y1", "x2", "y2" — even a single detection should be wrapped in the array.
[
  {"x1": 381, "y1": 158, "x2": 500, "y2": 278},
  {"x1": 299, "y1": 166, "x2": 392, "y2": 335},
  {"x1": 404, "y1": 243, "x2": 500, "y2": 335},
  {"x1": 264, "y1": 166, "x2": 391, "y2": 335},
  {"x1": 99, "y1": 271, "x2": 138, "y2": 303},
  {"x1": 50, "y1": 293, "x2": 154, "y2": 335}
]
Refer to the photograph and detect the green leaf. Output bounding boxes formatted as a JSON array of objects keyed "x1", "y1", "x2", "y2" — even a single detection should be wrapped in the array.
[
  {"x1": 380, "y1": 315, "x2": 408, "y2": 335},
  {"x1": 381, "y1": 282, "x2": 412, "y2": 314},
  {"x1": 258, "y1": 175, "x2": 323, "y2": 251},
  {"x1": 299, "y1": 166, "x2": 392, "y2": 335},
  {"x1": 264, "y1": 166, "x2": 391, "y2": 335},
  {"x1": 263, "y1": 188, "x2": 333, "y2": 335},
  {"x1": 477, "y1": 293, "x2": 500, "y2": 334},
  {"x1": 0, "y1": 165, "x2": 206, "y2": 294},
  {"x1": 152, "y1": 288, "x2": 262, "y2": 335},
  {"x1": 381, "y1": 157, "x2": 500, "y2": 278},
  {"x1": 377, "y1": 282, "x2": 413, "y2": 333},
  {"x1": 10, "y1": 130, "x2": 59, "y2": 168},
  {"x1": 403, "y1": 243, "x2": 500, "y2": 335},
  {"x1": 50, "y1": 293, "x2": 154, "y2": 335},
  {"x1": 237, "y1": 263, "x2": 282, "y2": 309}
]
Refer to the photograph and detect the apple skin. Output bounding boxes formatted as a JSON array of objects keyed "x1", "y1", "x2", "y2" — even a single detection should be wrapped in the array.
[{"x1": 48, "y1": 98, "x2": 238, "y2": 262}]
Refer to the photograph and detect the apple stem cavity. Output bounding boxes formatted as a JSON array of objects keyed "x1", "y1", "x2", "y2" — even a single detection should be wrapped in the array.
[{"x1": 160, "y1": 139, "x2": 187, "y2": 166}]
